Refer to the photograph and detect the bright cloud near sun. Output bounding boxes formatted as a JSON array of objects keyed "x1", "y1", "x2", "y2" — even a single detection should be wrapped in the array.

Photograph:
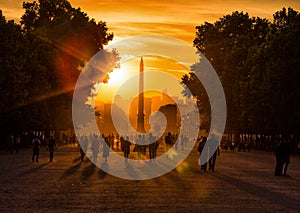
[
  {"x1": 96, "y1": 54, "x2": 190, "y2": 104},
  {"x1": 106, "y1": 66, "x2": 128, "y2": 87}
]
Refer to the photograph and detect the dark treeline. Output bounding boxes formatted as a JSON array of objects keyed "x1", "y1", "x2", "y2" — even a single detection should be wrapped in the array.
[
  {"x1": 182, "y1": 8, "x2": 300, "y2": 149},
  {"x1": 0, "y1": 0, "x2": 113, "y2": 146}
]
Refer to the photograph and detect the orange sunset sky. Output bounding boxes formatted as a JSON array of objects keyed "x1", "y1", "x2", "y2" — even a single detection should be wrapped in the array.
[
  {"x1": 1, "y1": 0, "x2": 300, "y2": 104},
  {"x1": 1, "y1": 0, "x2": 300, "y2": 44}
]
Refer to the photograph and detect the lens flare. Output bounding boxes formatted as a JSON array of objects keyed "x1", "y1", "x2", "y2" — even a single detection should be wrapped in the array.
[{"x1": 72, "y1": 35, "x2": 226, "y2": 180}]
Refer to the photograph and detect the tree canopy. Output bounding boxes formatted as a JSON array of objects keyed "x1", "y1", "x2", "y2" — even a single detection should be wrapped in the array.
[
  {"x1": 0, "y1": 0, "x2": 114, "y2": 140},
  {"x1": 182, "y1": 8, "x2": 300, "y2": 136}
]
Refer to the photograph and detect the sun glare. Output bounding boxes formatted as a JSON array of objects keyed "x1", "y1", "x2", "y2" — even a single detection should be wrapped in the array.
[
  {"x1": 107, "y1": 66, "x2": 128, "y2": 86},
  {"x1": 95, "y1": 56, "x2": 190, "y2": 104}
]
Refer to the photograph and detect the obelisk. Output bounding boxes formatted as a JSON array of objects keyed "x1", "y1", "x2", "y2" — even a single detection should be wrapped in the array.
[{"x1": 137, "y1": 57, "x2": 146, "y2": 133}]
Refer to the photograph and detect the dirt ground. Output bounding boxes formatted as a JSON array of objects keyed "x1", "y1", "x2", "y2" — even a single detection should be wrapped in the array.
[{"x1": 0, "y1": 144, "x2": 299, "y2": 212}]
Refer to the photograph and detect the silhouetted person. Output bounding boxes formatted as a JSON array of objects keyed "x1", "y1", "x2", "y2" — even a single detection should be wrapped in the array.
[
  {"x1": 15, "y1": 134, "x2": 21, "y2": 153},
  {"x1": 198, "y1": 136, "x2": 207, "y2": 171},
  {"x1": 103, "y1": 137, "x2": 110, "y2": 162},
  {"x1": 116, "y1": 134, "x2": 120, "y2": 150},
  {"x1": 174, "y1": 134, "x2": 178, "y2": 151},
  {"x1": 123, "y1": 136, "x2": 131, "y2": 160},
  {"x1": 8, "y1": 132, "x2": 14, "y2": 154},
  {"x1": 120, "y1": 136, "x2": 125, "y2": 152},
  {"x1": 79, "y1": 136, "x2": 88, "y2": 163},
  {"x1": 109, "y1": 134, "x2": 114, "y2": 149},
  {"x1": 181, "y1": 135, "x2": 187, "y2": 151},
  {"x1": 230, "y1": 141, "x2": 235, "y2": 152},
  {"x1": 79, "y1": 145, "x2": 85, "y2": 162},
  {"x1": 48, "y1": 136, "x2": 56, "y2": 162},
  {"x1": 165, "y1": 132, "x2": 173, "y2": 158},
  {"x1": 136, "y1": 135, "x2": 143, "y2": 162},
  {"x1": 148, "y1": 133, "x2": 157, "y2": 161},
  {"x1": 32, "y1": 136, "x2": 41, "y2": 162},
  {"x1": 208, "y1": 135, "x2": 220, "y2": 172},
  {"x1": 141, "y1": 135, "x2": 147, "y2": 155},
  {"x1": 91, "y1": 134, "x2": 99, "y2": 162},
  {"x1": 274, "y1": 138, "x2": 291, "y2": 176}
]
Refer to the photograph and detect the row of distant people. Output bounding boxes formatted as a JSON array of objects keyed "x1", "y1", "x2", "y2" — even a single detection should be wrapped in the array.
[
  {"x1": 76, "y1": 132, "x2": 189, "y2": 150},
  {"x1": 76, "y1": 132, "x2": 190, "y2": 162},
  {"x1": 6, "y1": 132, "x2": 21, "y2": 154}
]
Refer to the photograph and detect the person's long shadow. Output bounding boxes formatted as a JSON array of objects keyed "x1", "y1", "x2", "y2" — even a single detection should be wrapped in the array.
[
  {"x1": 212, "y1": 172, "x2": 299, "y2": 209},
  {"x1": 98, "y1": 162, "x2": 108, "y2": 179},
  {"x1": 18, "y1": 162, "x2": 49, "y2": 177},
  {"x1": 81, "y1": 162, "x2": 96, "y2": 180},
  {"x1": 63, "y1": 161, "x2": 82, "y2": 177},
  {"x1": 73, "y1": 156, "x2": 81, "y2": 163},
  {"x1": 125, "y1": 160, "x2": 142, "y2": 179}
]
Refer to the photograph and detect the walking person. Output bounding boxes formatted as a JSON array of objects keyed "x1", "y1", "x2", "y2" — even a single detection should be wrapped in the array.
[
  {"x1": 79, "y1": 144, "x2": 85, "y2": 163},
  {"x1": 141, "y1": 135, "x2": 147, "y2": 155},
  {"x1": 153, "y1": 137, "x2": 160, "y2": 159},
  {"x1": 180, "y1": 135, "x2": 185, "y2": 151},
  {"x1": 148, "y1": 133, "x2": 157, "y2": 161},
  {"x1": 91, "y1": 134, "x2": 99, "y2": 162},
  {"x1": 32, "y1": 136, "x2": 41, "y2": 162},
  {"x1": 120, "y1": 136, "x2": 125, "y2": 153},
  {"x1": 198, "y1": 136, "x2": 208, "y2": 171},
  {"x1": 282, "y1": 139, "x2": 291, "y2": 176},
  {"x1": 274, "y1": 138, "x2": 291, "y2": 176},
  {"x1": 123, "y1": 136, "x2": 131, "y2": 160},
  {"x1": 79, "y1": 136, "x2": 88, "y2": 163},
  {"x1": 207, "y1": 134, "x2": 220, "y2": 172},
  {"x1": 165, "y1": 132, "x2": 173, "y2": 158},
  {"x1": 116, "y1": 134, "x2": 120, "y2": 151},
  {"x1": 136, "y1": 135, "x2": 143, "y2": 162},
  {"x1": 15, "y1": 134, "x2": 21, "y2": 153},
  {"x1": 103, "y1": 137, "x2": 110, "y2": 162},
  {"x1": 8, "y1": 132, "x2": 14, "y2": 154},
  {"x1": 48, "y1": 136, "x2": 56, "y2": 162},
  {"x1": 174, "y1": 134, "x2": 178, "y2": 151}
]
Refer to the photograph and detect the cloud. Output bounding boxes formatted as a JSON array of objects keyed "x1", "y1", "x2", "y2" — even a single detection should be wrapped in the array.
[
  {"x1": 72, "y1": 0, "x2": 300, "y2": 24},
  {"x1": 2, "y1": 0, "x2": 300, "y2": 44},
  {"x1": 109, "y1": 22, "x2": 196, "y2": 43},
  {"x1": 3, "y1": 0, "x2": 300, "y2": 24},
  {"x1": 107, "y1": 34, "x2": 199, "y2": 68}
]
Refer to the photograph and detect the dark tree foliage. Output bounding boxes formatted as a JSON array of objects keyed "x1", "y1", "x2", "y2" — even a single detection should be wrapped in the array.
[
  {"x1": 183, "y1": 8, "x2": 300, "y2": 136},
  {"x1": 249, "y1": 8, "x2": 300, "y2": 134},
  {"x1": 21, "y1": 0, "x2": 113, "y2": 91},
  {"x1": 0, "y1": 11, "x2": 31, "y2": 133},
  {"x1": 20, "y1": 0, "x2": 114, "y2": 134},
  {"x1": 181, "y1": 71, "x2": 211, "y2": 130},
  {"x1": 0, "y1": 0, "x2": 114, "y2": 143}
]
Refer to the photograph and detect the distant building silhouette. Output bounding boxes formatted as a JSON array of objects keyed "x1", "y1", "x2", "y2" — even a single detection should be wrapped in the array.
[
  {"x1": 159, "y1": 104, "x2": 178, "y2": 134},
  {"x1": 102, "y1": 103, "x2": 116, "y2": 134}
]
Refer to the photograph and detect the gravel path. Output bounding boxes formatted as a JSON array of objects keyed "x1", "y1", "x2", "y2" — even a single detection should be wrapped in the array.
[{"x1": 0, "y1": 145, "x2": 299, "y2": 212}]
